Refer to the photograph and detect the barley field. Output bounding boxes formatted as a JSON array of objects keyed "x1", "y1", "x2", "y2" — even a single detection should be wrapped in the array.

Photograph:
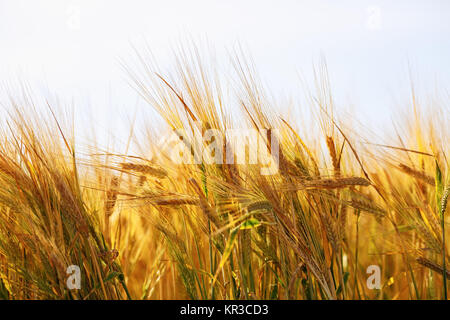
[{"x1": 0, "y1": 47, "x2": 448, "y2": 300}]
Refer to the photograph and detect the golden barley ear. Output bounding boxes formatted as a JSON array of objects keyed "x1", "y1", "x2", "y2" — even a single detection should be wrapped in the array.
[
  {"x1": 398, "y1": 163, "x2": 435, "y2": 186},
  {"x1": 120, "y1": 162, "x2": 168, "y2": 179}
]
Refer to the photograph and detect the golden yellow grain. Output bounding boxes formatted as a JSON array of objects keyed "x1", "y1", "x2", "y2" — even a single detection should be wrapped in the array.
[
  {"x1": 416, "y1": 257, "x2": 450, "y2": 277},
  {"x1": 304, "y1": 177, "x2": 370, "y2": 189},
  {"x1": 398, "y1": 163, "x2": 435, "y2": 186},
  {"x1": 120, "y1": 162, "x2": 168, "y2": 179}
]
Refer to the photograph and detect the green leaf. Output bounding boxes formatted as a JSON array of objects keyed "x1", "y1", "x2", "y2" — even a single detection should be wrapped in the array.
[
  {"x1": 240, "y1": 218, "x2": 261, "y2": 230},
  {"x1": 104, "y1": 272, "x2": 122, "y2": 283},
  {"x1": 343, "y1": 271, "x2": 350, "y2": 284},
  {"x1": 336, "y1": 272, "x2": 350, "y2": 296},
  {"x1": 269, "y1": 282, "x2": 278, "y2": 299},
  {"x1": 0, "y1": 278, "x2": 10, "y2": 300},
  {"x1": 211, "y1": 226, "x2": 240, "y2": 286},
  {"x1": 436, "y1": 160, "x2": 444, "y2": 213}
]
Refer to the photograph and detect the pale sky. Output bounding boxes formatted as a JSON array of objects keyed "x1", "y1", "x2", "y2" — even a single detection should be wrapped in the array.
[{"x1": 0, "y1": 0, "x2": 449, "y2": 146}]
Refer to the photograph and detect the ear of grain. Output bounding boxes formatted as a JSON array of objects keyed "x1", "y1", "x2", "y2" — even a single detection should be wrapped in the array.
[
  {"x1": 349, "y1": 198, "x2": 386, "y2": 217},
  {"x1": 120, "y1": 162, "x2": 168, "y2": 179},
  {"x1": 326, "y1": 136, "x2": 340, "y2": 176},
  {"x1": 417, "y1": 257, "x2": 450, "y2": 277},
  {"x1": 106, "y1": 176, "x2": 119, "y2": 217},
  {"x1": 441, "y1": 186, "x2": 450, "y2": 216},
  {"x1": 398, "y1": 163, "x2": 435, "y2": 186},
  {"x1": 304, "y1": 177, "x2": 371, "y2": 189}
]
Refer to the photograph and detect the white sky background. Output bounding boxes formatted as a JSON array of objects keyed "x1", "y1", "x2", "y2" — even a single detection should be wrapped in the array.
[{"x1": 0, "y1": 0, "x2": 449, "y2": 148}]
